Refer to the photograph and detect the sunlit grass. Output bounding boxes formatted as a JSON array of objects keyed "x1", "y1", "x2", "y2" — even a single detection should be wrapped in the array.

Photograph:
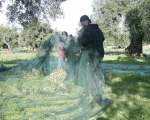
[
  {"x1": 103, "y1": 54, "x2": 150, "y2": 65},
  {"x1": 0, "y1": 52, "x2": 36, "y2": 68},
  {"x1": 0, "y1": 52, "x2": 35, "y2": 61},
  {"x1": 0, "y1": 53, "x2": 150, "y2": 69}
]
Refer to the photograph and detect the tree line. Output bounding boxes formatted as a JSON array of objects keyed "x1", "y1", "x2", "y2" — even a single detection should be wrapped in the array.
[
  {"x1": 0, "y1": 0, "x2": 150, "y2": 55},
  {"x1": 0, "y1": 22, "x2": 53, "y2": 51}
]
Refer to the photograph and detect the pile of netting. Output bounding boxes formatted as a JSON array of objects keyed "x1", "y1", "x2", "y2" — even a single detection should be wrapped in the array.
[{"x1": 0, "y1": 33, "x2": 109, "y2": 120}]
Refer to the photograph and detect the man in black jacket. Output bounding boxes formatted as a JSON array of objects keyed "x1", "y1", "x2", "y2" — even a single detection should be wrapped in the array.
[
  {"x1": 78, "y1": 15, "x2": 105, "y2": 60},
  {"x1": 78, "y1": 15, "x2": 111, "y2": 105}
]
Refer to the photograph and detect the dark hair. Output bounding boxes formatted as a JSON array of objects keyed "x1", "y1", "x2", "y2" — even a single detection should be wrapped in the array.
[{"x1": 80, "y1": 15, "x2": 91, "y2": 23}]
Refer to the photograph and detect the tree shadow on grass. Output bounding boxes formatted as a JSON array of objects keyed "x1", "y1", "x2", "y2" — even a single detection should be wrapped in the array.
[
  {"x1": 104, "y1": 55, "x2": 150, "y2": 65},
  {"x1": 108, "y1": 75, "x2": 150, "y2": 99},
  {"x1": 0, "y1": 59, "x2": 29, "y2": 72},
  {"x1": 0, "y1": 59, "x2": 25, "y2": 65},
  {"x1": 96, "y1": 74, "x2": 150, "y2": 120},
  {"x1": 96, "y1": 102, "x2": 150, "y2": 120},
  {"x1": 0, "y1": 55, "x2": 58, "y2": 82},
  {"x1": 97, "y1": 118, "x2": 109, "y2": 120}
]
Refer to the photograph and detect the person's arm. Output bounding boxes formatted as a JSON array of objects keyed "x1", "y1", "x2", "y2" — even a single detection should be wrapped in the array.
[
  {"x1": 98, "y1": 27, "x2": 105, "y2": 42},
  {"x1": 96, "y1": 27, "x2": 105, "y2": 58}
]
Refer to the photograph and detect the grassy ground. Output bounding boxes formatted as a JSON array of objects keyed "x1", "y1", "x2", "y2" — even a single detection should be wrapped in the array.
[
  {"x1": 0, "y1": 52, "x2": 150, "y2": 120},
  {"x1": 0, "y1": 52, "x2": 150, "y2": 69},
  {"x1": 0, "y1": 52, "x2": 35, "y2": 68},
  {"x1": 99, "y1": 74, "x2": 150, "y2": 120},
  {"x1": 103, "y1": 54, "x2": 150, "y2": 65}
]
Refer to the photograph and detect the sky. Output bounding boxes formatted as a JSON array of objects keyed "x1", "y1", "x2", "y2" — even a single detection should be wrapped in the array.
[
  {"x1": 51, "y1": 0, "x2": 93, "y2": 35},
  {"x1": 0, "y1": 0, "x2": 93, "y2": 35}
]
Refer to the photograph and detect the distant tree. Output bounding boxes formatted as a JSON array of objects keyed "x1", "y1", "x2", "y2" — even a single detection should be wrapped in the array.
[
  {"x1": 0, "y1": 25, "x2": 19, "y2": 50},
  {"x1": 0, "y1": 22, "x2": 52, "y2": 51}
]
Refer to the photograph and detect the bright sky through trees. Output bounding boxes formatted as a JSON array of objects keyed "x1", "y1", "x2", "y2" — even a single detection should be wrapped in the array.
[{"x1": 51, "y1": 0, "x2": 93, "y2": 35}]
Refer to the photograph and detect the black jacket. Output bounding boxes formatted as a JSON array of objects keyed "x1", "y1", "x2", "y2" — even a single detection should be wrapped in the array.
[{"x1": 78, "y1": 24, "x2": 105, "y2": 58}]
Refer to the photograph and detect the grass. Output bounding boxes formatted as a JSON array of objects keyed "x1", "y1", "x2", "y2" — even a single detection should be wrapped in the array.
[
  {"x1": 98, "y1": 74, "x2": 150, "y2": 120},
  {"x1": 103, "y1": 54, "x2": 150, "y2": 65},
  {"x1": 0, "y1": 70, "x2": 150, "y2": 120},
  {"x1": 0, "y1": 53, "x2": 150, "y2": 69},
  {"x1": 0, "y1": 52, "x2": 150, "y2": 119},
  {"x1": 0, "y1": 52, "x2": 35, "y2": 67}
]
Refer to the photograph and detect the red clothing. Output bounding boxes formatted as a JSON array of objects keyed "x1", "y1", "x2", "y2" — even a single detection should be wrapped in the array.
[{"x1": 58, "y1": 42, "x2": 65, "y2": 59}]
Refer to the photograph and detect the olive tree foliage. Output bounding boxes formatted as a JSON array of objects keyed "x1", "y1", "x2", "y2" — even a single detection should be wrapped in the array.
[
  {"x1": 19, "y1": 22, "x2": 53, "y2": 50},
  {"x1": 6, "y1": 0, "x2": 66, "y2": 27},
  {"x1": 92, "y1": 0, "x2": 144, "y2": 47},
  {"x1": 140, "y1": 0, "x2": 150, "y2": 43},
  {"x1": 0, "y1": 22, "x2": 53, "y2": 50},
  {"x1": 125, "y1": 0, "x2": 150, "y2": 55}
]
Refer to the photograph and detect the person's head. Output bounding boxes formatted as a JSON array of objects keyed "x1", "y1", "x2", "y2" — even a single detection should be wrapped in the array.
[
  {"x1": 62, "y1": 31, "x2": 68, "y2": 37},
  {"x1": 80, "y1": 15, "x2": 91, "y2": 27}
]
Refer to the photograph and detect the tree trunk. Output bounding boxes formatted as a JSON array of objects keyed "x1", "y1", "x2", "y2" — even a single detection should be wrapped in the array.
[{"x1": 125, "y1": 38, "x2": 143, "y2": 56}]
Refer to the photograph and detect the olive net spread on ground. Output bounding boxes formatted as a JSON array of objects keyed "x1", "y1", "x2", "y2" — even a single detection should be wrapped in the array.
[{"x1": 0, "y1": 33, "x2": 108, "y2": 120}]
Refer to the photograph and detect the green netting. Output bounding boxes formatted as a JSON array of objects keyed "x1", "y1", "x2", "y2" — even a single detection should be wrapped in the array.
[{"x1": 0, "y1": 33, "x2": 109, "y2": 120}]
